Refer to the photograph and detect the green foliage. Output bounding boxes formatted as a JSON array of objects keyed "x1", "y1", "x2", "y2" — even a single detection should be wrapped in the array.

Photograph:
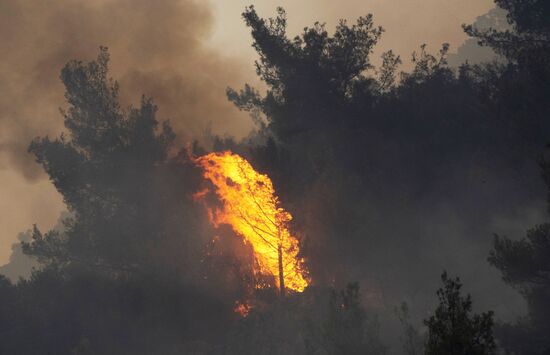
[{"x1": 424, "y1": 272, "x2": 495, "y2": 355}]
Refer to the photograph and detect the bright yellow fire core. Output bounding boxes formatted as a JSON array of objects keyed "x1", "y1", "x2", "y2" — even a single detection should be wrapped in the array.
[{"x1": 195, "y1": 151, "x2": 309, "y2": 292}]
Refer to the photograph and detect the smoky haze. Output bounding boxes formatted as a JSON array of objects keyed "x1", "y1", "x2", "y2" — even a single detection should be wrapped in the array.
[
  {"x1": 1, "y1": 2, "x2": 549, "y2": 353},
  {"x1": 0, "y1": 0, "x2": 255, "y2": 263},
  {"x1": 0, "y1": 0, "x2": 501, "y2": 265},
  {"x1": 0, "y1": 0, "x2": 253, "y2": 181},
  {"x1": 209, "y1": 0, "x2": 495, "y2": 70},
  {"x1": 0, "y1": 0, "x2": 538, "y2": 316}
]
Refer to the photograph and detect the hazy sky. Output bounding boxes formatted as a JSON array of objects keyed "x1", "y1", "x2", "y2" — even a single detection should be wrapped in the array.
[
  {"x1": 0, "y1": 0, "x2": 495, "y2": 265},
  {"x1": 208, "y1": 0, "x2": 495, "y2": 67}
]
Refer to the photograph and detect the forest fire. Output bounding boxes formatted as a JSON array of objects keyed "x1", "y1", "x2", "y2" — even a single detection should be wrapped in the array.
[{"x1": 194, "y1": 151, "x2": 309, "y2": 295}]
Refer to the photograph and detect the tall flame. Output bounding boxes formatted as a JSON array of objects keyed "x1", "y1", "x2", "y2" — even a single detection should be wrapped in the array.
[{"x1": 194, "y1": 151, "x2": 309, "y2": 293}]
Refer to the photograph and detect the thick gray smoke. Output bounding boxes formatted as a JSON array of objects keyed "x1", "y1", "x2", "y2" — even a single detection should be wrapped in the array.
[{"x1": 0, "y1": 0, "x2": 253, "y2": 181}]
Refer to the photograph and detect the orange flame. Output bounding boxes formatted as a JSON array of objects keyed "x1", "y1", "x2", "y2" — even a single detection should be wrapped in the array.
[{"x1": 194, "y1": 151, "x2": 309, "y2": 293}]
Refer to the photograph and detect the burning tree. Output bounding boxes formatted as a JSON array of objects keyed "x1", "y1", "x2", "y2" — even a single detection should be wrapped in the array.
[{"x1": 194, "y1": 151, "x2": 309, "y2": 297}]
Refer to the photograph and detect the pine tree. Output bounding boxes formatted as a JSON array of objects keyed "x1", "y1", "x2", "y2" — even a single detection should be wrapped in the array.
[{"x1": 424, "y1": 272, "x2": 495, "y2": 355}]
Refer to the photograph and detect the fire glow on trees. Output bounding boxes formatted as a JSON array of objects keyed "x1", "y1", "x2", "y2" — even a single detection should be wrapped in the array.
[{"x1": 194, "y1": 151, "x2": 309, "y2": 296}]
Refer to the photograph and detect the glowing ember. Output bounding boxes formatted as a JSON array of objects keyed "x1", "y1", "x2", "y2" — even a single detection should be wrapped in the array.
[
  {"x1": 234, "y1": 301, "x2": 252, "y2": 317},
  {"x1": 194, "y1": 151, "x2": 309, "y2": 294}
]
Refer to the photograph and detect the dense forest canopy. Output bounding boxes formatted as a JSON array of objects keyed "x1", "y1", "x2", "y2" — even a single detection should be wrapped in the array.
[{"x1": 1, "y1": 0, "x2": 549, "y2": 354}]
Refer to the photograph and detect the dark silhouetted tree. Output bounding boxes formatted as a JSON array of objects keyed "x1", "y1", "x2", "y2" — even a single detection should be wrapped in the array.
[
  {"x1": 0, "y1": 47, "x2": 241, "y2": 355},
  {"x1": 488, "y1": 158, "x2": 550, "y2": 354},
  {"x1": 228, "y1": 4, "x2": 549, "y2": 296},
  {"x1": 465, "y1": 0, "x2": 550, "y2": 65},
  {"x1": 424, "y1": 272, "x2": 495, "y2": 355},
  {"x1": 23, "y1": 47, "x2": 210, "y2": 279}
]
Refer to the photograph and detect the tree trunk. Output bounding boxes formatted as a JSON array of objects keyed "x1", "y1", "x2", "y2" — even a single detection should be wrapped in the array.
[{"x1": 278, "y1": 242, "x2": 285, "y2": 298}]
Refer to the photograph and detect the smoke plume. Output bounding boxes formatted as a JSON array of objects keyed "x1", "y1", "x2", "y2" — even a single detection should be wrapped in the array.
[{"x1": 0, "y1": 0, "x2": 254, "y2": 181}]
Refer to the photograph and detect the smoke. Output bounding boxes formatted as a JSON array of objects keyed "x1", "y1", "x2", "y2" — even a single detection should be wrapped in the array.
[
  {"x1": 0, "y1": 0, "x2": 254, "y2": 181},
  {"x1": 447, "y1": 6, "x2": 510, "y2": 67}
]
